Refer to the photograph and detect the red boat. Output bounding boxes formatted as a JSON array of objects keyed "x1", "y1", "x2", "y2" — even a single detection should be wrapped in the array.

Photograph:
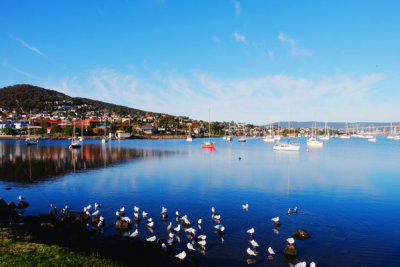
[{"x1": 201, "y1": 141, "x2": 215, "y2": 149}]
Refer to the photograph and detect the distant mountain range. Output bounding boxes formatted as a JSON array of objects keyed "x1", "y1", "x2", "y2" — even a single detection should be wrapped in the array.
[
  {"x1": 0, "y1": 84, "x2": 154, "y2": 116},
  {"x1": 273, "y1": 121, "x2": 397, "y2": 130}
]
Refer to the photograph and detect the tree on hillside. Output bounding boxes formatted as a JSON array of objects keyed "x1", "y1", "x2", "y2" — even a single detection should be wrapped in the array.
[
  {"x1": 1, "y1": 127, "x2": 16, "y2": 135},
  {"x1": 51, "y1": 124, "x2": 62, "y2": 134}
]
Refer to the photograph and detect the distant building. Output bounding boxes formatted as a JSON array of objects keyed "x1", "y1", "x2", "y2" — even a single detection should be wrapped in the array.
[{"x1": 140, "y1": 125, "x2": 157, "y2": 134}]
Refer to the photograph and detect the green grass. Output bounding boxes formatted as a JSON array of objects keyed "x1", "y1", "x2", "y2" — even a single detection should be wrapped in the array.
[{"x1": 0, "y1": 227, "x2": 122, "y2": 267}]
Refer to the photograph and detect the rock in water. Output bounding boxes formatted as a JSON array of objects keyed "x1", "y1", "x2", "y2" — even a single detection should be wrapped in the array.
[
  {"x1": 292, "y1": 229, "x2": 311, "y2": 240},
  {"x1": 116, "y1": 220, "x2": 131, "y2": 230},
  {"x1": 283, "y1": 245, "x2": 298, "y2": 257},
  {"x1": 8, "y1": 201, "x2": 17, "y2": 209},
  {"x1": 18, "y1": 201, "x2": 30, "y2": 209}
]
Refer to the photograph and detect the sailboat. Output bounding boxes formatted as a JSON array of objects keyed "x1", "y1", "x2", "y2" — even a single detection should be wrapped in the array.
[
  {"x1": 319, "y1": 121, "x2": 330, "y2": 140},
  {"x1": 274, "y1": 122, "x2": 281, "y2": 140},
  {"x1": 238, "y1": 124, "x2": 246, "y2": 142},
  {"x1": 307, "y1": 122, "x2": 323, "y2": 147},
  {"x1": 79, "y1": 119, "x2": 84, "y2": 142},
  {"x1": 368, "y1": 126, "x2": 376, "y2": 142},
  {"x1": 186, "y1": 125, "x2": 193, "y2": 142},
  {"x1": 340, "y1": 122, "x2": 351, "y2": 139},
  {"x1": 25, "y1": 116, "x2": 39, "y2": 145},
  {"x1": 69, "y1": 121, "x2": 82, "y2": 149},
  {"x1": 263, "y1": 123, "x2": 274, "y2": 142},
  {"x1": 387, "y1": 122, "x2": 394, "y2": 139},
  {"x1": 226, "y1": 123, "x2": 232, "y2": 141},
  {"x1": 201, "y1": 110, "x2": 215, "y2": 149},
  {"x1": 273, "y1": 120, "x2": 300, "y2": 151}
]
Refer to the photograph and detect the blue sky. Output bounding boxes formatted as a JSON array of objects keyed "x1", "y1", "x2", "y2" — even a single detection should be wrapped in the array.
[{"x1": 1, "y1": 0, "x2": 399, "y2": 124}]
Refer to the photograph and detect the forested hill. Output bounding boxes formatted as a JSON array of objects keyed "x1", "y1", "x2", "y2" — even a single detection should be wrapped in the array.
[{"x1": 0, "y1": 84, "x2": 153, "y2": 116}]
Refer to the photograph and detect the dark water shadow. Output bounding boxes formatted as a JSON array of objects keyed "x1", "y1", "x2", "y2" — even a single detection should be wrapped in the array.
[{"x1": 0, "y1": 142, "x2": 172, "y2": 184}]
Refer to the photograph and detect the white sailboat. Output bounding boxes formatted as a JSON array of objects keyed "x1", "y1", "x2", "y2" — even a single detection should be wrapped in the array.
[
  {"x1": 307, "y1": 122, "x2": 323, "y2": 147},
  {"x1": 274, "y1": 122, "x2": 281, "y2": 140},
  {"x1": 263, "y1": 123, "x2": 274, "y2": 142},
  {"x1": 319, "y1": 121, "x2": 330, "y2": 140},
  {"x1": 201, "y1": 110, "x2": 216, "y2": 148},
  {"x1": 69, "y1": 121, "x2": 82, "y2": 149},
  {"x1": 79, "y1": 120, "x2": 84, "y2": 142},
  {"x1": 368, "y1": 126, "x2": 376, "y2": 142},
  {"x1": 226, "y1": 123, "x2": 232, "y2": 141},
  {"x1": 387, "y1": 122, "x2": 394, "y2": 139},
  {"x1": 273, "y1": 120, "x2": 300, "y2": 151},
  {"x1": 238, "y1": 124, "x2": 246, "y2": 142},
  {"x1": 340, "y1": 122, "x2": 351, "y2": 139},
  {"x1": 186, "y1": 125, "x2": 193, "y2": 142}
]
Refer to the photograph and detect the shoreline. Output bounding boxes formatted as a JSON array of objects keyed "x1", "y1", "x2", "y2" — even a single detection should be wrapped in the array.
[{"x1": 0, "y1": 134, "x2": 217, "y2": 140}]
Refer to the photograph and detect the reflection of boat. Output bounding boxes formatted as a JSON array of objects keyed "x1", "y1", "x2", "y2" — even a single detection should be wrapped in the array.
[
  {"x1": 273, "y1": 142, "x2": 300, "y2": 151},
  {"x1": 101, "y1": 138, "x2": 108, "y2": 143},
  {"x1": 238, "y1": 136, "x2": 246, "y2": 142},
  {"x1": 202, "y1": 110, "x2": 215, "y2": 149},
  {"x1": 186, "y1": 125, "x2": 193, "y2": 142},
  {"x1": 25, "y1": 123, "x2": 40, "y2": 145}
]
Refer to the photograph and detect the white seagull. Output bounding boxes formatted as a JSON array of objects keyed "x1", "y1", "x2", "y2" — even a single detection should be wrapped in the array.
[
  {"x1": 187, "y1": 242, "x2": 195, "y2": 251},
  {"x1": 161, "y1": 243, "x2": 167, "y2": 252},
  {"x1": 197, "y1": 218, "x2": 202, "y2": 225},
  {"x1": 242, "y1": 203, "x2": 249, "y2": 210},
  {"x1": 167, "y1": 222, "x2": 172, "y2": 232},
  {"x1": 295, "y1": 262, "x2": 306, "y2": 267},
  {"x1": 175, "y1": 251, "x2": 186, "y2": 261},
  {"x1": 142, "y1": 211, "x2": 148, "y2": 217},
  {"x1": 18, "y1": 196, "x2": 24, "y2": 201},
  {"x1": 286, "y1": 237, "x2": 295, "y2": 246},
  {"x1": 198, "y1": 240, "x2": 206, "y2": 246},
  {"x1": 246, "y1": 248, "x2": 257, "y2": 257},
  {"x1": 211, "y1": 207, "x2": 215, "y2": 214},
  {"x1": 213, "y1": 214, "x2": 221, "y2": 220},
  {"x1": 130, "y1": 229, "x2": 138, "y2": 238},
  {"x1": 271, "y1": 217, "x2": 280, "y2": 226},
  {"x1": 198, "y1": 235, "x2": 206, "y2": 240},
  {"x1": 268, "y1": 247, "x2": 275, "y2": 255},
  {"x1": 92, "y1": 210, "x2": 99, "y2": 216},
  {"x1": 161, "y1": 207, "x2": 167, "y2": 214},
  {"x1": 146, "y1": 235, "x2": 156, "y2": 242},
  {"x1": 174, "y1": 224, "x2": 181, "y2": 233},
  {"x1": 247, "y1": 228, "x2": 254, "y2": 236},
  {"x1": 120, "y1": 207, "x2": 125, "y2": 213},
  {"x1": 310, "y1": 262, "x2": 316, "y2": 267},
  {"x1": 94, "y1": 202, "x2": 100, "y2": 210},
  {"x1": 147, "y1": 221, "x2": 154, "y2": 228},
  {"x1": 121, "y1": 216, "x2": 131, "y2": 223},
  {"x1": 134, "y1": 206, "x2": 139, "y2": 213},
  {"x1": 176, "y1": 211, "x2": 180, "y2": 217},
  {"x1": 147, "y1": 217, "x2": 153, "y2": 222},
  {"x1": 288, "y1": 208, "x2": 291, "y2": 215},
  {"x1": 249, "y1": 239, "x2": 259, "y2": 248}
]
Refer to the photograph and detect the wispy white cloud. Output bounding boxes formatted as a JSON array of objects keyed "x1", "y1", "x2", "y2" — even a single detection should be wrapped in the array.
[
  {"x1": 233, "y1": 1, "x2": 240, "y2": 16},
  {"x1": 211, "y1": 35, "x2": 221, "y2": 43},
  {"x1": 2, "y1": 60, "x2": 38, "y2": 79},
  {"x1": 8, "y1": 34, "x2": 43, "y2": 56},
  {"x1": 233, "y1": 32, "x2": 247, "y2": 44},
  {"x1": 47, "y1": 67, "x2": 389, "y2": 123},
  {"x1": 268, "y1": 50, "x2": 274, "y2": 60},
  {"x1": 278, "y1": 32, "x2": 312, "y2": 56}
]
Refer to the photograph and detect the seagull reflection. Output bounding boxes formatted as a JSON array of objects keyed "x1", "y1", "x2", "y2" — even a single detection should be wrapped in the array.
[
  {"x1": 247, "y1": 258, "x2": 256, "y2": 264},
  {"x1": 273, "y1": 228, "x2": 280, "y2": 235}
]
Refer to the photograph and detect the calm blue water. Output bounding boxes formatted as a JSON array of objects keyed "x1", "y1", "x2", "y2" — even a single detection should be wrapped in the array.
[{"x1": 1, "y1": 137, "x2": 400, "y2": 266}]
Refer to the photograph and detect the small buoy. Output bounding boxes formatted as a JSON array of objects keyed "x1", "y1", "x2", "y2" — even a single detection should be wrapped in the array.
[{"x1": 306, "y1": 149, "x2": 309, "y2": 152}]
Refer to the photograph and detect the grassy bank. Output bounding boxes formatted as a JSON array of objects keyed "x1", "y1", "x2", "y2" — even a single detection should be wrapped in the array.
[{"x1": 0, "y1": 223, "x2": 121, "y2": 266}]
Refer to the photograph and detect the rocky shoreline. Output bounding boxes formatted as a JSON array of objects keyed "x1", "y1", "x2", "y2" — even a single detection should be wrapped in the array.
[{"x1": 0, "y1": 198, "x2": 194, "y2": 266}]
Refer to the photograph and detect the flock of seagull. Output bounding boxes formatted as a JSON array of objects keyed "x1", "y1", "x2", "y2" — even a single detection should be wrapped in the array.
[{"x1": 70, "y1": 201, "x2": 317, "y2": 266}]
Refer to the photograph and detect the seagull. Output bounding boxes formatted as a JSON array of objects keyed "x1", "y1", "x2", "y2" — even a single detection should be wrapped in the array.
[
  {"x1": 161, "y1": 207, "x2": 167, "y2": 214},
  {"x1": 134, "y1": 206, "x2": 139, "y2": 213},
  {"x1": 295, "y1": 262, "x2": 306, "y2": 267},
  {"x1": 130, "y1": 229, "x2": 138, "y2": 238},
  {"x1": 185, "y1": 227, "x2": 196, "y2": 236},
  {"x1": 182, "y1": 217, "x2": 190, "y2": 225},
  {"x1": 198, "y1": 240, "x2": 206, "y2": 246},
  {"x1": 187, "y1": 242, "x2": 195, "y2": 251},
  {"x1": 142, "y1": 211, "x2": 148, "y2": 217},
  {"x1": 271, "y1": 217, "x2": 280, "y2": 226},
  {"x1": 115, "y1": 211, "x2": 120, "y2": 218},
  {"x1": 294, "y1": 206, "x2": 298, "y2": 213},
  {"x1": 174, "y1": 224, "x2": 181, "y2": 233},
  {"x1": 286, "y1": 237, "x2": 295, "y2": 246},
  {"x1": 176, "y1": 211, "x2": 180, "y2": 217},
  {"x1": 310, "y1": 262, "x2": 316, "y2": 267},
  {"x1": 197, "y1": 218, "x2": 202, "y2": 225},
  {"x1": 268, "y1": 247, "x2": 275, "y2": 255},
  {"x1": 213, "y1": 214, "x2": 221, "y2": 220},
  {"x1": 94, "y1": 202, "x2": 100, "y2": 210},
  {"x1": 121, "y1": 216, "x2": 131, "y2": 223},
  {"x1": 198, "y1": 235, "x2": 206, "y2": 240},
  {"x1": 92, "y1": 210, "x2": 99, "y2": 216},
  {"x1": 134, "y1": 212, "x2": 139, "y2": 219},
  {"x1": 175, "y1": 251, "x2": 186, "y2": 261},
  {"x1": 148, "y1": 217, "x2": 153, "y2": 222},
  {"x1": 246, "y1": 247, "x2": 257, "y2": 257},
  {"x1": 273, "y1": 228, "x2": 279, "y2": 235},
  {"x1": 97, "y1": 221, "x2": 103, "y2": 228},
  {"x1": 242, "y1": 203, "x2": 249, "y2": 210},
  {"x1": 247, "y1": 228, "x2": 255, "y2": 236},
  {"x1": 61, "y1": 205, "x2": 68, "y2": 213},
  {"x1": 161, "y1": 243, "x2": 167, "y2": 252},
  {"x1": 288, "y1": 208, "x2": 291, "y2": 215},
  {"x1": 169, "y1": 232, "x2": 175, "y2": 239},
  {"x1": 167, "y1": 222, "x2": 172, "y2": 232},
  {"x1": 215, "y1": 224, "x2": 225, "y2": 233},
  {"x1": 146, "y1": 235, "x2": 156, "y2": 242},
  {"x1": 120, "y1": 207, "x2": 125, "y2": 213},
  {"x1": 211, "y1": 207, "x2": 216, "y2": 214},
  {"x1": 18, "y1": 196, "x2": 24, "y2": 201},
  {"x1": 249, "y1": 239, "x2": 259, "y2": 248},
  {"x1": 147, "y1": 221, "x2": 154, "y2": 228}
]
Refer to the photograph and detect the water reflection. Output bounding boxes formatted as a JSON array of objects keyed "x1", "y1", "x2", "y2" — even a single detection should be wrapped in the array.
[{"x1": 0, "y1": 142, "x2": 170, "y2": 183}]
